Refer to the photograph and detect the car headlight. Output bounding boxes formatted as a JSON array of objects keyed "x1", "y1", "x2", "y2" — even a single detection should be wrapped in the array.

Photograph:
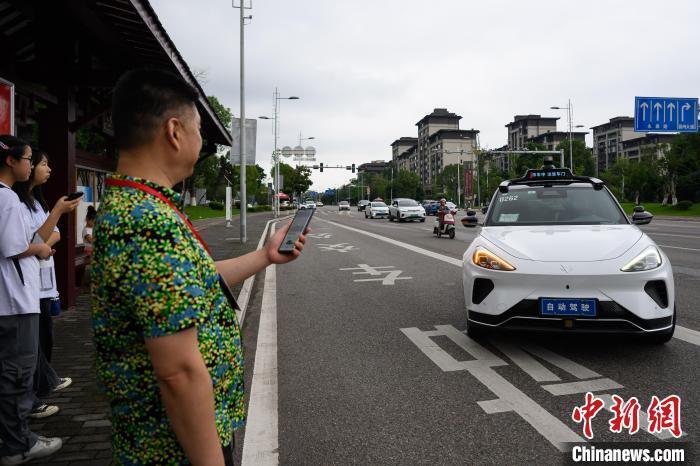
[
  {"x1": 621, "y1": 246, "x2": 662, "y2": 272},
  {"x1": 472, "y1": 248, "x2": 516, "y2": 271}
]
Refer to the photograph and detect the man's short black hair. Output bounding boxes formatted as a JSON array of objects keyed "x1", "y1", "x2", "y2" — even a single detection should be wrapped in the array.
[{"x1": 112, "y1": 68, "x2": 199, "y2": 150}]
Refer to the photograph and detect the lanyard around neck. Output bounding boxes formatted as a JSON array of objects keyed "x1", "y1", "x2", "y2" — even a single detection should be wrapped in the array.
[{"x1": 105, "y1": 178, "x2": 212, "y2": 256}]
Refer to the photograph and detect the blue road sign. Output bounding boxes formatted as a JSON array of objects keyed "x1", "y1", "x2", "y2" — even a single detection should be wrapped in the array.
[{"x1": 635, "y1": 96, "x2": 698, "y2": 132}]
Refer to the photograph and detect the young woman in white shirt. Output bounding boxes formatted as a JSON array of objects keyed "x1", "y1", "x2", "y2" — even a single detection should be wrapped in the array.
[
  {"x1": 0, "y1": 135, "x2": 63, "y2": 463},
  {"x1": 12, "y1": 147, "x2": 81, "y2": 415}
]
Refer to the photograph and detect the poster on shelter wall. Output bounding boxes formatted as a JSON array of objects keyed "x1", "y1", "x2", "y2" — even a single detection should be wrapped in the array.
[{"x1": 0, "y1": 78, "x2": 14, "y2": 135}]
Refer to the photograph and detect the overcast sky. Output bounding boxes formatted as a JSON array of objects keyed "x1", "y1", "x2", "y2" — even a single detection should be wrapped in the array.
[{"x1": 150, "y1": 0, "x2": 700, "y2": 191}]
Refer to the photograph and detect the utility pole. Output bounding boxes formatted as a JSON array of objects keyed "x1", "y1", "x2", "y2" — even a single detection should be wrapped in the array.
[{"x1": 233, "y1": 0, "x2": 252, "y2": 243}]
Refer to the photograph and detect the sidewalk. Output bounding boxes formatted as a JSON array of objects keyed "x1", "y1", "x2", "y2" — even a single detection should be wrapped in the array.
[{"x1": 30, "y1": 212, "x2": 276, "y2": 465}]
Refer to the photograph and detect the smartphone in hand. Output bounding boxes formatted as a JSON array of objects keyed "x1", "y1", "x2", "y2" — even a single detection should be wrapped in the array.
[
  {"x1": 278, "y1": 208, "x2": 315, "y2": 254},
  {"x1": 65, "y1": 192, "x2": 84, "y2": 201}
]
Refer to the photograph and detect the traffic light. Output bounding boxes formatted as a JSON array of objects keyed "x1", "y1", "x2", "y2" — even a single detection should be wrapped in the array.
[
  {"x1": 351, "y1": 163, "x2": 355, "y2": 173},
  {"x1": 320, "y1": 163, "x2": 323, "y2": 172}
]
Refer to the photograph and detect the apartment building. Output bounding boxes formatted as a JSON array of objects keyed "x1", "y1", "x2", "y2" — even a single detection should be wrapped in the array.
[
  {"x1": 527, "y1": 130, "x2": 587, "y2": 150},
  {"x1": 396, "y1": 145, "x2": 417, "y2": 173},
  {"x1": 416, "y1": 108, "x2": 462, "y2": 190},
  {"x1": 590, "y1": 117, "x2": 636, "y2": 173},
  {"x1": 426, "y1": 129, "x2": 480, "y2": 180},
  {"x1": 390, "y1": 137, "x2": 417, "y2": 166},
  {"x1": 622, "y1": 134, "x2": 675, "y2": 162},
  {"x1": 505, "y1": 115, "x2": 559, "y2": 149}
]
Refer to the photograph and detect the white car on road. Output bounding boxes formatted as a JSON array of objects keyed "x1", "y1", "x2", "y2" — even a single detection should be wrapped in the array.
[
  {"x1": 365, "y1": 201, "x2": 389, "y2": 219},
  {"x1": 389, "y1": 198, "x2": 426, "y2": 222},
  {"x1": 338, "y1": 201, "x2": 350, "y2": 211},
  {"x1": 461, "y1": 168, "x2": 674, "y2": 343}
]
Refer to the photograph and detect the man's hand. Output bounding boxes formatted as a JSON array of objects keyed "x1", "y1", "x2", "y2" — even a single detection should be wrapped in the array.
[{"x1": 264, "y1": 220, "x2": 310, "y2": 264}]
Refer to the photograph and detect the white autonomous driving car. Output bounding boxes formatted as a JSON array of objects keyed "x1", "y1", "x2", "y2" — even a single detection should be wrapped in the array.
[{"x1": 461, "y1": 166, "x2": 675, "y2": 343}]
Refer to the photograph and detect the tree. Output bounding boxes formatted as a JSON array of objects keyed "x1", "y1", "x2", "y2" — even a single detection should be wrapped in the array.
[
  {"x1": 626, "y1": 149, "x2": 663, "y2": 203},
  {"x1": 291, "y1": 165, "x2": 313, "y2": 200},
  {"x1": 601, "y1": 157, "x2": 631, "y2": 201},
  {"x1": 437, "y1": 164, "x2": 461, "y2": 203},
  {"x1": 393, "y1": 170, "x2": 422, "y2": 199},
  {"x1": 556, "y1": 139, "x2": 595, "y2": 176},
  {"x1": 666, "y1": 133, "x2": 700, "y2": 203},
  {"x1": 270, "y1": 163, "x2": 313, "y2": 201},
  {"x1": 207, "y1": 95, "x2": 232, "y2": 131}
]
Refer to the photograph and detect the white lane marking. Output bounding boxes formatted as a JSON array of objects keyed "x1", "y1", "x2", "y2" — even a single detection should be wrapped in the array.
[
  {"x1": 658, "y1": 244, "x2": 700, "y2": 252},
  {"x1": 316, "y1": 217, "x2": 462, "y2": 267},
  {"x1": 541, "y1": 378, "x2": 623, "y2": 396},
  {"x1": 490, "y1": 340, "x2": 561, "y2": 382},
  {"x1": 520, "y1": 345, "x2": 601, "y2": 380},
  {"x1": 340, "y1": 264, "x2": 412, "y2": 285},
  {"x1": 674, "y1": 325, "x2": 700, "y2": 347},
  {"x1": 306, "y1": 232, "x2": 332, "y2": 239},
  {"x1": 241, "y1": 224, "x2": 279, "y2": 466},
  {"x1": 401, "y1": 325, "x2": 583, "y2": 451},
  {"x1": 237, "y1": 216, "x2": 287, "y2": 325},
  {"x1": 317, "y1": 243, "x2": 356, "y2": 252}
]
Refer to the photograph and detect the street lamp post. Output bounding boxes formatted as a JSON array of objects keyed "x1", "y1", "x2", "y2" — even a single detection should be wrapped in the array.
[
  {"x1": 259, "y1": 90, "x2": 298, "y2": 218},
  {"x1": 551, "y1": 99, "x2": 582, "y2": 171},
  {"x1": 233, "y1": 0, "x2": 252, "y2": 242}
]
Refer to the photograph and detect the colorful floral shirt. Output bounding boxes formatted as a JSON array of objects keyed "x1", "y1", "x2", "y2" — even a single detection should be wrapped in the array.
[{"x1": 90, "y1": 174, "x2": 244, "y2": 465}]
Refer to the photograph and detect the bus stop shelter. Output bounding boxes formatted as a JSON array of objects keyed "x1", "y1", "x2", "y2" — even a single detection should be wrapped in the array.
[{"x1": 0, "y1": 0, "x2": 232, "y2": 308}]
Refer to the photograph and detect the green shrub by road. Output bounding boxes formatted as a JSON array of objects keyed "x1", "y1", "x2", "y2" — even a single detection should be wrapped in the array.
[
  {"x1": 185, "y1": 205, "x2": 236, "y2": 220},
  {"x1": 619, "y1": 202, "x2": 700, "y2": 217},
  {"x1": 184, "y1": 204, "x2": 273, "y2": 220}
]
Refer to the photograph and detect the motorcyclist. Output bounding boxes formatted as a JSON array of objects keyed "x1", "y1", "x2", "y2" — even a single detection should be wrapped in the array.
[{"x1": 437, "y1": 198, "x2": 448, "y2": 230}]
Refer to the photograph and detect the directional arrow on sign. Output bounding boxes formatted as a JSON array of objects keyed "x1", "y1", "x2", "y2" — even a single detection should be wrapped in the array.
[
  {"x1": 682, "y1": 103, "x2": 691, "y2": 121},
  {"x1": 640, "y1": 102, "x2": 649, "y2": 120},
  {"x1": 667, "y1": 102, "x2": 676, "y2": 122},
  {"x1": 654, "y1": 102, "x2": 662, "y2": 120}
]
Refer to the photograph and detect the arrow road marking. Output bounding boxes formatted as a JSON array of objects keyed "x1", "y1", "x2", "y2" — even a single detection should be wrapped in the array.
[
  {"x1": 681, "y1": 102, "x2": 691, "y2": 122},
  {"x1": 667, "y1": 101, "x2": 676, "y2": 122},
  {"x1": 307, "y1": 232, "x2": 332, "y2": 239},
  {"x1": 640, "y1": 101, "x2": 649, "y2": 120}
]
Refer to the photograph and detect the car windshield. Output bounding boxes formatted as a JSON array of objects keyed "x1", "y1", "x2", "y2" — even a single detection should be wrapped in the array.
[
  {"x1": 485, "y1": 185, "x2": 629, "y2": 226},
  {"x1": 340, "y1": 201, "x2": 349, "y2": 205},
  {"x1": 398, "y1": 200, "x2": 419, "y2": 207},
  {"x1": 371, "y1": 202, "x2": 386, "y2": 207}
]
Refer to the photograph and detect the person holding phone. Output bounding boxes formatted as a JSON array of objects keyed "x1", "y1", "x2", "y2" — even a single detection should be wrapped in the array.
[
  {"x1": 0, "y1": 135, "x2": 63, "y2": 464},
  {"x1": 90, "y1": 68, "x2": 308, "y2": 465},
  {"x1": 12, "y1": 147, "x2": 81, "y2": 417}
]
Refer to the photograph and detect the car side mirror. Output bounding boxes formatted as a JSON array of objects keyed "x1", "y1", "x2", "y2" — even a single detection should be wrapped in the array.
[
  {"x1": 461, "y1": 212, "x2": 478, "y2": 228},
  {"x1": 481, "y1": 206, "x2": 488, "y2": 214},
  {"x1": 632, "y1": 210, "x2": 653, "y2": 225},
  {"x1": 633, "y1": 205, "x2": 645, "y2": 213}
]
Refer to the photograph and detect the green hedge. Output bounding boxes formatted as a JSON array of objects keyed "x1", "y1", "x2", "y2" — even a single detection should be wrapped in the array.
[
  {"x1": 675, "y1": 200, "x2": 693, "y2": 211},
  {"x1": 209, "y1": 201, "x2": 224, "y2": 210}
]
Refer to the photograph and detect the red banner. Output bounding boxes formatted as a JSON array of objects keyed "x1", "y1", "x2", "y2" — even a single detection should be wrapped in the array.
[
  {"x1": 464, "y1": 169, "x2": 473, "y2": 197},
  {"x1": 0, "y1": 79, "x2": 14, "y2": 135}
]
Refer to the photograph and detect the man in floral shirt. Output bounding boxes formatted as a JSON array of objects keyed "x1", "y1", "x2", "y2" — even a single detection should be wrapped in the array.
[{"x1": 91, "y1": 69, "x2": 307, "y2": 465}]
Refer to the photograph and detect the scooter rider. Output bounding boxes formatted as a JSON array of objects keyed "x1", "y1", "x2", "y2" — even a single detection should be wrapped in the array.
[{"x1": 437, "y1": 198, "x2": 448, "y2": 229}]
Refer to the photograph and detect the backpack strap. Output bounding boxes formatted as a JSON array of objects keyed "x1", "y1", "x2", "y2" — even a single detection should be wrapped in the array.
[{"x1": 0, "y1": 184, "x2": 26, "y2": 286}]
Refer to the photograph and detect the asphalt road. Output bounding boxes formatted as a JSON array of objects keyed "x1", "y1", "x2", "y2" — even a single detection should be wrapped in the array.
[{"x1": 242, "y1": 208, "x2": 700, "y2": 465}]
